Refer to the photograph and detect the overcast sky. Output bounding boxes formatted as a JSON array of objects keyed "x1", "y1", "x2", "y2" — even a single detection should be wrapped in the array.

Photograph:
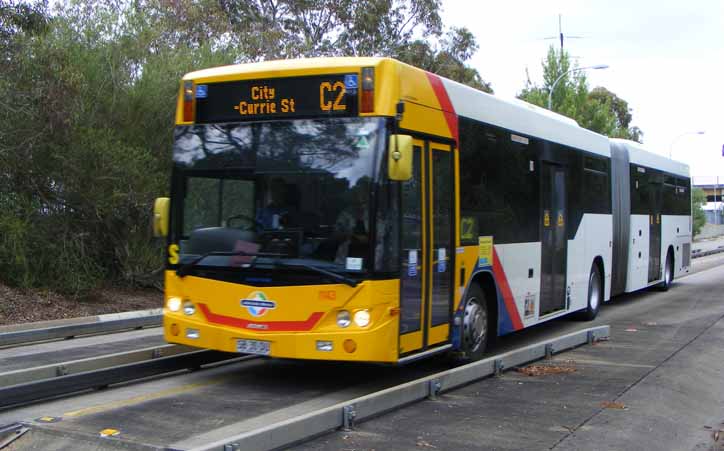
[{"x1": 441, "y1": 0, "x2": 723, "y2": 180}]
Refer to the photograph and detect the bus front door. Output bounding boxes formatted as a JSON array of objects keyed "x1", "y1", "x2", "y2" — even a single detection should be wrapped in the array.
[{"x1": 399, "y1": 140, "x2": 455, "y2": 356}]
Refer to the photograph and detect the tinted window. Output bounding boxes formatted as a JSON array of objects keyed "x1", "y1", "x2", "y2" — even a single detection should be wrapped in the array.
[
  {"x1": 459, "y1": 119, "x2": 538, "y2": 244},
  {"x1": 583, "y1": 156, "x2": 610, "y2": 214}
]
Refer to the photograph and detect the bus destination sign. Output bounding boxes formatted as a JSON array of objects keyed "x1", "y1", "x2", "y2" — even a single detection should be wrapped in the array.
[{"x1": 194, "y1": 74, "x2": 358, "y2": 123}]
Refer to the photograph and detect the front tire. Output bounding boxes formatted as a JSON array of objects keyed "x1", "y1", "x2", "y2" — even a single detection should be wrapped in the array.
[
  {"x1": 580, "y1": 264, "x2": 602, "y2": 321},
  {"x1": 459, "y1": 284, "x2": 489, "y2": 362}
]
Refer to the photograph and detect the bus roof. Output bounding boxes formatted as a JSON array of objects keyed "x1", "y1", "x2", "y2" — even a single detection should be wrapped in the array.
[
  {"x1": 183, "y1": 57, "x2": 391, "y2": 82},
  {"x1": 612, "y1": 138, "x2": 690, "y2": 177}
]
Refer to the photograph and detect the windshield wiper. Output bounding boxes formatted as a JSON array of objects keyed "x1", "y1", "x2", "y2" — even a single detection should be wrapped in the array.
[
  {"x1": 270, "y1": 259, "x2": 359, "y2": 287},
  {"x1": 176, "y1": 250, "x2": 286, "y2": 277}
]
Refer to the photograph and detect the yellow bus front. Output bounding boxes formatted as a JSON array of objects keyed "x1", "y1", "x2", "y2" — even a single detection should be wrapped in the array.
[{"x1": 162, "y1": 58, "x2": 408, "y2": 362}]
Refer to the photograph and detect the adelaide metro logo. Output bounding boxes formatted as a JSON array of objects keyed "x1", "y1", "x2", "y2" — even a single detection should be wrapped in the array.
[{"x1": 240, "y1": 291, "x2": 276, "y2": 317}]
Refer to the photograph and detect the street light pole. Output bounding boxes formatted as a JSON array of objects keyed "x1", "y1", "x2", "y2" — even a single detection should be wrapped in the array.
[
  {"x1": 547, "y1": 64, "x2": 609, "y2": 110},
  {"x1": 668, "y1": 131, "x2": 705, "y2": 159}
]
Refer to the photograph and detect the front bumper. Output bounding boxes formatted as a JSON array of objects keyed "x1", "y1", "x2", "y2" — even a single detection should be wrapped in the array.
[{"x1": 164, "y1": 310, "x2": 400, "y2": 363}]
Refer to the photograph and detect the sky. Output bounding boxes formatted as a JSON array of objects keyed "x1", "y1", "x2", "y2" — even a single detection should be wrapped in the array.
[{"x1": 441, "y1": 0, "x2": 724, "y2": 180}]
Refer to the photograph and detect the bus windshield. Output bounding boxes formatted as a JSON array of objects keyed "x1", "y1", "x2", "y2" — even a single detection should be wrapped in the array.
[{"x1": 171, "y1": 117, "x2": 388, "y2": 276}]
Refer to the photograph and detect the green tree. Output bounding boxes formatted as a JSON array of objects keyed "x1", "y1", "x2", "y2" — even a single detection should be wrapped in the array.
[
  {"x1": 519, "y1": 46, "x2": 640, "y2": 141},
  {"x1": 0, "y1": 0, "x2": 490, "y2": 294},
  {"x1": 692, "y1": 188, "x2": 707, "y2": 237},
  {"x1": 0, "y1": 0, "x2": 233, "y2": 292},
  {"x1": 588, "y1": 87, "x2": 643, "y2": 142},
  {"x1": 216, "y1": 0, "x2": 488, "y2": 89},
  {"x1": 397, "y1": 27, "x2": 492, "y2": 92}
]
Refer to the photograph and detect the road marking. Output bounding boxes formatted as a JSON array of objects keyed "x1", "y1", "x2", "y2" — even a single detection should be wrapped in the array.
[
  {"x1": 553, "y1": 358, "x2": 655, "y2": 369},
  {"x1": 63, "y1": 378, "x2": 226, "y2": 418}
]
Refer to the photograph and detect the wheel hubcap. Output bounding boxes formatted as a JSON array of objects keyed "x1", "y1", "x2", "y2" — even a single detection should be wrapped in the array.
[
  {"x1": 589, "y1": 271, "x2": 600, "y2": 310},
  {"x1": 463, "y1": 298, "x2": 487, "y2": 353}
]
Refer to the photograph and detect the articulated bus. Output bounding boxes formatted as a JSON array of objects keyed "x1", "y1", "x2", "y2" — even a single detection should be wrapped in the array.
[{"x1": 153, "y1": 57, "x2": 691, "y2": 363}]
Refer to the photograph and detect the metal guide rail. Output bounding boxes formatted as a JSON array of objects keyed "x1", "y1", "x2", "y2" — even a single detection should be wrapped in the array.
[
  {"x1": 182, "y1": 325, "x2": 610, "y2": 451},
  {"x1": 0, "y1": 309, "x2": 162, "y2": 348},
  {"x1": 0, "y1": 422, "x2": 29, "y2": 448},
  {"x1": 0, "y1": 345, "x2": 243, "y2": 409}
]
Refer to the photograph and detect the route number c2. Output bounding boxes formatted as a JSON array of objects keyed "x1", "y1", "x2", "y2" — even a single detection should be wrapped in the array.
[{"x1": 319, "y1": 81, "x2": 346, "y2": 111}]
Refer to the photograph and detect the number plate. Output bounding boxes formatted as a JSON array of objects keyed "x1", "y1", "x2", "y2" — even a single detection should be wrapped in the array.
[{"x1": 236, "y1": 339, "x2": 270, "y2": 356}]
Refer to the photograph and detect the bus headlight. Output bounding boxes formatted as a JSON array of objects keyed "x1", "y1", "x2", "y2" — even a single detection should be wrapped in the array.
[
  {"x1": 336, "y1": 310, "x2": 351, "y2": 328},
  {"x1": 183, "y1": 301, "x2": 196, "y2": 316},
  {"x1": 167, "y1": 297, "x2": 182, "y2": 312},
  {"x1": 353, "y1": 310, "x2": 371, "y2": 327}
]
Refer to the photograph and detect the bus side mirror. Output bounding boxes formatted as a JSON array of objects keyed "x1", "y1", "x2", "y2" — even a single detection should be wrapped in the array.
[
  {"x1": 153, "y1": 197, "x2": 170, "y2": 237},
  {"x1": 388, "y1": 134, "x2": 413, "y2": 181}
]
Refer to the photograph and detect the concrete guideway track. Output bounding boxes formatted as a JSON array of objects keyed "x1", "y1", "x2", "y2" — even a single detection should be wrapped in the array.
[
  {"x1": 1, "y1": 253, "x2": 722, "y2": 450},
  {"x1": 185, "y1": 326, "x2": 610, "y2": 451},
  {"x1": 0, "y1": 327, "x2": 609, "y2": 451},
  {"x1": 0, "y1": 345, "x2": 242, "y2": 410}
]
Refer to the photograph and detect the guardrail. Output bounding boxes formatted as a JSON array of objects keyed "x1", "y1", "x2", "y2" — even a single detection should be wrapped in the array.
[
  {"x1": 180, "y1": 325, "x2": 610, "y2": 451},
  {"x1": 0, "y1": 345, "x2": 245, "y2": 409},
  {"x1": 0, "y1": 309, "x2": 162, "y2": 347},
  {"x1": 691, "y1": 245, "x2": 724, "y2": 259}
]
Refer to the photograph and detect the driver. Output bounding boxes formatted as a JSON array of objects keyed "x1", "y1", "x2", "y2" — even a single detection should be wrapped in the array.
[
  {"x1": 256, "y1": 177, "x2": 290, "y2": 230},
  {"x1": 334, "y1": 186, "x2": 369, "y2": 265}
]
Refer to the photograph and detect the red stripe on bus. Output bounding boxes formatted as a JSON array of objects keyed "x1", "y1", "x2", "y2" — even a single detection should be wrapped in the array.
[
  {"x1": 425, "y1": 72, "x2": 459, "y2": 144},
  {"x1": 198, "y1": 303, "x2": 324, "y2": 332},
  {"x1": 492, "y1": 249, "x2": 524, "y2": 330}
]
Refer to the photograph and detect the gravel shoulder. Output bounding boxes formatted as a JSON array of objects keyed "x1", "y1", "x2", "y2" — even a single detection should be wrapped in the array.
[{"x1": 0, "y1": 283, "x2": 162, "y2": 326}]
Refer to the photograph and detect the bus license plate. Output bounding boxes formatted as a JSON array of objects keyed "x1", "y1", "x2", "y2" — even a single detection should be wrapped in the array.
[{"x1": 236, "y1": 339, "x2": 270, "y2": 356}]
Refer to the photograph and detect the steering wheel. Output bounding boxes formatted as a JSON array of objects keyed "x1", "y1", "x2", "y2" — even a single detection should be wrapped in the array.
[{"x1": 226, "y1": 214, "x2": 263, "y2": 231}]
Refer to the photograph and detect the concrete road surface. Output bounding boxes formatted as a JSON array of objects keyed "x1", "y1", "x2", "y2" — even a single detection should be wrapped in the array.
[{"x1": 301, "y1": 253, "x2": 724, "y2": 451}]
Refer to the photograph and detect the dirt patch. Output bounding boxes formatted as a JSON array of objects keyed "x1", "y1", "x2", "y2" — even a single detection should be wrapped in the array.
[
  {"x1": 516, "y1": 364, "x2": 577, "y2": 377},
  {"x1": 600, "y1": 401, "x2": 627, "y2": 410},
  {"x1": 0, "y1": 283, "x2": 162, "y2": 326}
]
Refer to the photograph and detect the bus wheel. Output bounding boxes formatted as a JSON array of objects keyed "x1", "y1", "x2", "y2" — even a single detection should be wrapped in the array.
[
  {"x1": 658, "y1": 251, "x2": 674, "y2": 291},
  {"x1": 580, "y1": 264, "x2": 602, "y2": 321},
  {"x1": 460, "y1": 284, "x2": 488, "y2": 362}
]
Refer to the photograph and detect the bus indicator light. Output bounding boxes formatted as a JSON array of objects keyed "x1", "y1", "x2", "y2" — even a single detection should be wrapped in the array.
[
  {"x1": 343, "y1": 339, "x2": 357, "y2": 353},
  {"x1": 183, "y1": 80, "x2": 195, "y2": 122},
  {"x1": 360, "y1": 67, "x2": 374, "y2": 113}
]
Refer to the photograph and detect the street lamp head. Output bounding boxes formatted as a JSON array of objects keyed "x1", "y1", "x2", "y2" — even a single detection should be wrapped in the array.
[
  {"x1": 592, "y1": 64, "x2": 609, "y2": 70},
  {"x1": 696, "y1": 131, "x2": 706, "y2": 135}
]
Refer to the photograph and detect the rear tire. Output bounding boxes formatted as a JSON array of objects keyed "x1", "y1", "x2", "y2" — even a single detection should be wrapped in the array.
[
  {"x1": 579, "y1": 264, "x2": 602, "y2": 321},
  {"x1": 658, "y1": 251, "x2": 674, "y2": 291},
  {"x1": 458, "y1": 284, "x2": 489, "y2": 362}
]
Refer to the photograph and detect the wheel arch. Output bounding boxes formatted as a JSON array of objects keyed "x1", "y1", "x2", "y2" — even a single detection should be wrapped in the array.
[{"x1": 465, "y1": 270, "x2": 499, "y2": 339}]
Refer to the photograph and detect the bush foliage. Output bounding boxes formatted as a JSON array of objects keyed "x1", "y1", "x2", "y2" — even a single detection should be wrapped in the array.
[{"x1": 0, "y1": 0, "x2": 487, "y2": 293}]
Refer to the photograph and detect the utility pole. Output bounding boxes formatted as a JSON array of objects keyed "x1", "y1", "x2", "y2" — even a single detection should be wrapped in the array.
[
  {"x1": 544, "y1": 14, "x2": 583, "y2": 51},
  {"x1": 718, "y1": 175, "x2": 721, "y2": 225}
]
